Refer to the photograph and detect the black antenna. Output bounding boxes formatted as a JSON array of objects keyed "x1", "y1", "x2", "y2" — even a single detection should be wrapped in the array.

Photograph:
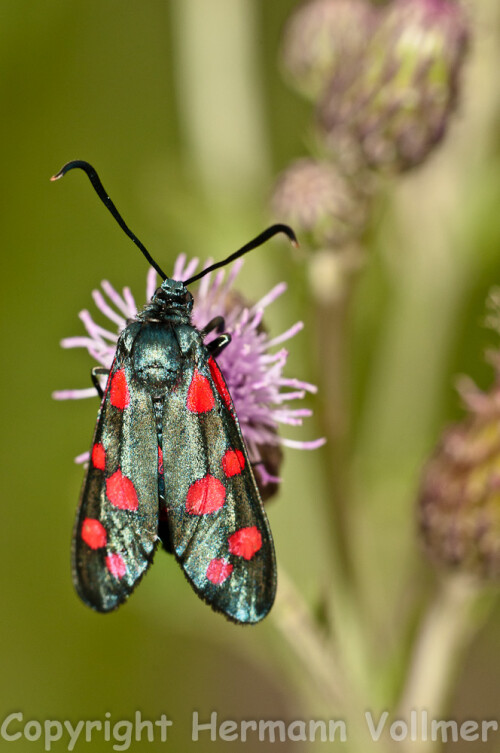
[
  {"x1": 183, "y1": 224, "x2": 298, "y2": 286},
  {"x1": 51, "y1": 160, "x2": 168, "y2": 281}
]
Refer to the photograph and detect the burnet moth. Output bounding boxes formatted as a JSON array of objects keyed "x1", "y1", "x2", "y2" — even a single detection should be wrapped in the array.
[{"x1": 52, "y1": 160, "x2": 297, "y2": 624}]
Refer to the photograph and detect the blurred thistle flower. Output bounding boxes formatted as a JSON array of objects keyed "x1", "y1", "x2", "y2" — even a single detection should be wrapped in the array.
[
  {"x1": 53, "y1": 257, "x2": 325, "y2": 501},
  {"x1": 271, "y1": 158, "x2": 368, "y2": 249},
  {"x1": 419, "y1": 289, "x2": 500, "y2": 579},
  {"x1": 281, "y1": 0, "x2": 377, "y2": 101},
  {"x1": 319, "y1": 0, "x2": 469, "y2": 172}
]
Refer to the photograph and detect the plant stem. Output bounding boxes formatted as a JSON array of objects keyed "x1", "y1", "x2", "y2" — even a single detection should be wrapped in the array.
[
  {"x1": 170, "y1": 0, "x2": 269, "y2": 203},
  {"x1": 309, "y1": 246, "x2": 364, "y2": 590},
  {"x1": 274, "y1": 570, "x2": 399, "y2": 753},
  {"x1": 317, "y1": 290, "x2": 354, "y2": 583},
  {"x1": 273, "y1": 568, "x2": 345, "y2": 706},
  {"x1": 397, "y1": 575, "x2": 484, "y2": 753}
]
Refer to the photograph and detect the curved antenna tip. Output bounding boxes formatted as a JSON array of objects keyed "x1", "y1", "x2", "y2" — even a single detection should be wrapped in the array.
[
  {"x1": 270, "y1": 223, "x2": 299, "y2": 248},
  {"x1": 184, "y1": 223, "x2": 299, "y2": 286},
  {"x1": 51, "y1": 160, "x2": 84, "y2": 182}
]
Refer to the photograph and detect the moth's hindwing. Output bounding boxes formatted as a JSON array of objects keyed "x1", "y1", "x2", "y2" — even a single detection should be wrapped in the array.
[
  {"x1": 72, "y1": 329, "x2": 159, "y2": 612},
  {"x1": 161, "y1": 344, "x2": 277, "y2": 624}
]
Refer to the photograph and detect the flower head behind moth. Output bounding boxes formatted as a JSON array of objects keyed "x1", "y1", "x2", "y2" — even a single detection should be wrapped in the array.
[{"x1": 54, "y1": 258, "x2": 325, "y2": 499}]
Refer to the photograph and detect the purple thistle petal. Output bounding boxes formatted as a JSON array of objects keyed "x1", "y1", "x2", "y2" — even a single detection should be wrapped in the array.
[
  {"x1": 53, "y1": 388, "x2": 98, "y2": 400},
  {"x1": 75, "y1": 451, "x2": 90, "y2": 464},
  {"x1": 277, "y1": 377, "x2": 318, "y2": 392},
  {"x1": 197, "y1": 261, "x2": 215, "y2": 299},
  {"x1": 249, "y1": 309, "x2": 265, "y2": 330},
  {"x1": 61, "y1": 336, "x2": 98, "y2": 349},
  {"x1": 225, "y1": 259, "x2": 244, "y2": 289},
  {"x1": 101, "y1": 280, "x2": 135, "y2": 318},
  {"x1": 260, "y1": 351, "x2": 288, "y2": 364},
  {"x1": 251, "y1": 282, "x2": 287, "y2": 312},
  {"x1": 256, "y1": 466, "x2": 281, "y2": 485},
  {"x1": 212, "y1": 269, "x2": 226, "y2": 293},
  {"x1": 267, "y1": 322, "x2": 304, "y2": 348},
  {"x1": 172, "y1": 254, "x2": 187, "y2": 280},
  {"x1": 78, "y1": 310, "x2": 118, "y2": 342},
  {"x1": 173, "y1": 255, "x2": 199, "y2": 284},
  {"x1": 273, "y1": 412, "x2": 312, "y2": 425},
  {"x1": 281, "y1": 437, "x2": 327, "y2": 450},
  {"x1": 184, "y1": 257, "x2": 201, "y2": 282},
  {"x1": 275, "y1": 391, "x2": 308, "y2": 403},
  {"x1": 123, "y1": 287, "x2": 137, "y2": 314},
  {"x1": 146, "y1": 268, "x2": 158, "y2": 301},
  {"x1": 92, "y1": 289, "x2": 127, "y2": 327}
]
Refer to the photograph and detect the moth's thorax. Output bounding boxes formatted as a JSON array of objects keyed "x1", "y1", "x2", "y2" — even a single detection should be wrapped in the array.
[
  {"x1": 132, "y1": 325, "x2": 183, "y2": 390},
  {"x1": 138, "y1": 277, "x2": 193, "y2": 324}
]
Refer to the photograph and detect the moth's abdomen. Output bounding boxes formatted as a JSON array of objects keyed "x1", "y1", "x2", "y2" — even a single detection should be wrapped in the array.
[{"x1": 132, "y1": 325, "x2": 182, "y2": 390}]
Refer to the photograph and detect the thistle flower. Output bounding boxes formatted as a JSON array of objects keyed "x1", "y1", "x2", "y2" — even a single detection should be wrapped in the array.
[
  {"x1": 281, "y1": 0, "x2": 377, "y2": 101},
  {"x1": 419, "y1": 290, "x2": 500, "y2": 579},
  {"x1": 271, "y1": 158, "x2": 368, "y2": 249},
  {"x1": 54, "y1": 257, "x2": 325, "y2": 500},
  {"x1": 319, "y1": 0, "x2": 469, "y2": 172}
]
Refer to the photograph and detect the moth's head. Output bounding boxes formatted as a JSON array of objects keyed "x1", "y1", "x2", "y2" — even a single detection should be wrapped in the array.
[{"x1": 152, "y1": 277, "x2": 194, "y2": 314}]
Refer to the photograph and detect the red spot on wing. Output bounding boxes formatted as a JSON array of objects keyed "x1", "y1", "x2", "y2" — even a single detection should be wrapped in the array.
[
  {"x1": 110, "y1": 369, "x2": 130, "y2": 410},
  {"x1": 208, "y1": 357, "x2": 232, "y2": 410},
  {"x1": 222, "y1": 449, "x2": 245, "y2": 477},
  {"x1": 106, "y1": 469, "x2": 139, "y2": 511},
  {"x1": 185, "y1": 475, "x2": 226, "y2": 515},
  {"x1": 91, "y1": 442, "x2": 106, "y2": 471},
  {"x1": 187, "y1": 370, "x2": 215, "y2": 413},
  {"x1": 106, "y1": 552, "x2": 127, "y2": 579},
  {"x1": 206, "y1": 558, "x2": 233, "y2": 585},
  {"x1": 81, "y1": 518, "x2": 107, "y2": 549},
  {"x1": 158, "y1": 446, "x2": 164, "y2": 475},
  {"x1": 228, "y1": 526, "x2": 262, "y2": 560}
]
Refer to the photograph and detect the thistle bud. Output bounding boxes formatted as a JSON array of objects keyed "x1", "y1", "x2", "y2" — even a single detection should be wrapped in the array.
[
  {"x1": 419, "y1": 292, "x2": 500, "y2": 578},
  {"x1": 281, "y1": 0, "x2": 377, "y2": 101},
  {"x1": 319, "y1": 0, "x2": 470, "y2": 172},
  {"x1": 270, "y1": 158, "x2": 368, "y2": 248}
]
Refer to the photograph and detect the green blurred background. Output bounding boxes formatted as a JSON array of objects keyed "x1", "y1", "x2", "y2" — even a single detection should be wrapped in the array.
[{"x1": 2, "y1": 0, "x2": 500, "y2": 751}]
